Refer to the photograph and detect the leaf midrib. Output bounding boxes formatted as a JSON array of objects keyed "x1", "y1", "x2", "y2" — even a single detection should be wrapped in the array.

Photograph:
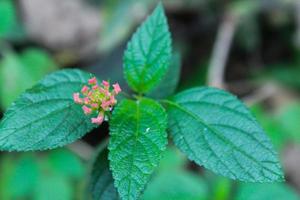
[
  {"x1": 138, "y1": 13, "x2": 163, "y2": 88},
  {"x1": 127, "y1": 100, "x2": 140, "y2": 199},
  {"x1": 0, "y1": 103, "x2": 73, "y2": 148},
  {"x1": 0, "y1": 98, "x2": 72, "y2": 126}
]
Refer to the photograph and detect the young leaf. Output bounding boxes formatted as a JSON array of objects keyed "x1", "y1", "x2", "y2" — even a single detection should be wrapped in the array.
[
  {"x1": 88, "y1": 144, "x2": 119, "y2": 200},
  {"x1": 165, "y1": 87, "x2": 283, "y2": 182},
  {"x1": 0, "y1": 69, "x2": 96, "y2": 151},
  {"x1": 147, "y1": 52, "x2": 181, "y2": 99},
  {"x1": 109, "y1": 98, "x2": 168, "y2": 200},
  {"x1": 123, "y1": 3, "x2": 172, "y2": 94}
]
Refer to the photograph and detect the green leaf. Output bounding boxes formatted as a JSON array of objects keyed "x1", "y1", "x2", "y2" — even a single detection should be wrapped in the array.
[
  {"x1": 157, "y1": 146, "x2": 186, "y2": 172},
  {"x1": 0, "y1": 153, "x2": 39, "y2": 199},
  {"x1": 123, "y1": 3, "x2": 172, "y2": 93},
  {"x1": 0, "y1": 48, "x2": 58, "y2": 109},
  {"x1": 277, "y1": 103, "x2": 300, "y2": 143},
  {"x1": 48, "y1": 149, "x2": 84, "y2": 178},
  {"x1": 9, "y1": 154, "x2": 39, "y2": 197},
  {"x1": 89, "y1": 143, "x2": 119, "y2": 200},
  {"x1": 109, "y1": 98, "x2": 168, "y2": 200},
  {"x1": 236, "y1": 183, "x2": 299, "y2": 200},
  {"x1": 0, "y1": 150, "x2": 83, "y2": 199},
  {"x1": 211, "y1": 176, "x2": 232, "y2": 200},
  {"x1": 34, "y1": 174, "x2": 72, "y2": 200},
  {"x1": 20, "y1": 48, "x2": 58, "y2": 78},
  {"x1": 0, "y1": 69, "x2": 96, "y2": 151},
  {"x1": 142, "y1": 170, "x2": 208, "y2": 200},
  {"x1": 165, "y1": 87, "x2": 283, "y2": 182},
  {"x1": 147, "y1": 52, "x2": 181, "y2": 99},
  {"x1": 250, "y1": 104, "x2": 287, "y2": 150},
  {"x1": 0, "y1": 52, "x2": 31, "y2": 108},
  {"x1": 0, "y1": 0, "x2": 17, "y2": 38}
]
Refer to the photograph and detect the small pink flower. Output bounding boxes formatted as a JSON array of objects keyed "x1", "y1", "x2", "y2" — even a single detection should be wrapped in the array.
[
  {"x1": 73, "y1": 93, "x2": 83, "y2": 104},
  {"x1": 82, "y1": 105, "x2": 92, "y2": 115},
  {"x1": 83, "y1": 97, "x2": 90, "y2": 104},
  {"x1": 113, "y1": 83, "x2": 121, "y2": 94},
  {"x1": 81, "y1": 85, "x2": 89, "y2": 94},
  {"x1": 105, "y1": 90, "x2": 110, "y2": 96},
  {"x1": 91, "y1": 103, "x2": 98, "y2": 109},
  {"x1": 110, "y1": 95, "x2": 117, "y2": 104},
  {"x1": 91, "y1": 114, "x2": 104, "y2": 125},
  {"x1": 99, "y1": 87, "x2": 110, "y2": 96},
  {"x1": 101, "y1": 100, "x2": 111, "y2": 110},
  {"x1": 102, "y1": 80, "x2": 109, "y2": 87},
  {"x1": 92, "y1": 85, "x2": 99, "y2": 90},
  {"x1": 88, "y1": 77, "x2": 97, "y2": 85},
  {"x1": 99, "y1": 87, "x2": 106, "y2": 94}
]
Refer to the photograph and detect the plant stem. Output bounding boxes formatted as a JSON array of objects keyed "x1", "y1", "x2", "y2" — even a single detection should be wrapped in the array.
[
  {"x1": 68, "y1": 140, "x2": 95, "y2": 161},
  {"x1": 120, "y1": 91, "x2": 132, "y2": 99},
  {"x1": 207, "y1": 11, "x2": 237, "y2": 89}
]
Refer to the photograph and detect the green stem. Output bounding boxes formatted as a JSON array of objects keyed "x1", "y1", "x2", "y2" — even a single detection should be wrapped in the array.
[
  {"x1": 106, "y1": 111, "x2": 112, "y2": 120},
  {"x1": 159, "y1": 99, "x2": 173, "y2": 105},
  {"x1": 133, "y1": 94, "x2": 143, "y2": 100}
]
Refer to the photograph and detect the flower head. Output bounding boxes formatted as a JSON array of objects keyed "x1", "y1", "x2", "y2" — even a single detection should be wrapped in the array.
[{"x1": 73, "y1": 77, "x2": 121, "y2": 125}]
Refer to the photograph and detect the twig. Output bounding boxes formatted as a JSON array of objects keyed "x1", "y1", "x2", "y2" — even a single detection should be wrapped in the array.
[
  {"x1": 68, "y1": 140, "x2": 95, "y2": 161},
  {"x1": 207, "y1": 12, "x2": 238, "y2": 89},
  {"x1": 242, "y1": 83, "x2": 278, "y2": 106}
]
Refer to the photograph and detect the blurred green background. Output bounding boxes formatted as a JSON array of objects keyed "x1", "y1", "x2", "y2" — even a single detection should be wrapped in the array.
[{"x1": 1, "y1": 0, "x2": 300, "y2": 199}]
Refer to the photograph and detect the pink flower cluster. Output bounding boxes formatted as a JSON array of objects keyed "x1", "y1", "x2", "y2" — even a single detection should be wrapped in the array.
[{"x1": 73, "y1": 77, "x2": 121, "y2": 125}]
